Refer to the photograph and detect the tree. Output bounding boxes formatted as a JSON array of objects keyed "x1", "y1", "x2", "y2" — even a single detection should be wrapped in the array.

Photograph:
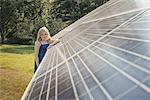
[
  {"x1": 0, "y1": 0, "x2": 109, "y2": 44},
  {"x1": 0, "y1": 0, "x2": 16, "y2": 43}
]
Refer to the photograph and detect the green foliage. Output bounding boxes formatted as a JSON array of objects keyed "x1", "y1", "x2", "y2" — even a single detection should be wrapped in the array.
[
  {"x1": 1, "y1": 0, "x2": 109, "y2": 44},
  {"x1": 0, "y1": 44, "x2": 34, "y2": 54}
]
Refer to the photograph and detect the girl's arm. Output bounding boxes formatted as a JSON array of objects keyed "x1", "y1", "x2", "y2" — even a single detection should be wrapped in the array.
[
  {"x1": 47, "y1": 39, "x2": 60, "y2": 49},
  {"x1": 34, "y1": 41, "x2": 41, "y2": 66}
]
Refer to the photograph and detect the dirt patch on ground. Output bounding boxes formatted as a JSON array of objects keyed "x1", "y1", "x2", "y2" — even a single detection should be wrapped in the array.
[{"x1": 0, "y1": 68, "x2": 32, "y2": 100}]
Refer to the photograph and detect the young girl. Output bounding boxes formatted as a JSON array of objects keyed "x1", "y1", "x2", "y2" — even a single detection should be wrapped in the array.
[{"x1": 34, "y1": 27, "x2": 60, "y2": 73}]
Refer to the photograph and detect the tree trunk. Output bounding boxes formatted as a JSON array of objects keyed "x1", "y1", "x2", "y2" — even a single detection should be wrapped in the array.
[
  {"x1": 0, "y1": 22, "x2": 4, "y2": 44},
  {"x1": 0, "y1": 31, "x2": 4, "y2": 44}
]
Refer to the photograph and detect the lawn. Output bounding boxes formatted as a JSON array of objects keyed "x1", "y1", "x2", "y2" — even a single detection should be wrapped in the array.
[{"x1": 0, "y1": 44, "x2": 34, "y2": 100}]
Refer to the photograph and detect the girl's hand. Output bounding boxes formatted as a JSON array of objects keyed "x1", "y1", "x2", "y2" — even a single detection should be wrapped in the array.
[
  {"x1": 47, "y1": 45, "x2": 52, "y2": 49},
  {"x1": 47, "y1": 39, "x2": 60, "y2": 49},
  {"x1": 51, "y1": 39, "x2": 60, "y2": 45}
]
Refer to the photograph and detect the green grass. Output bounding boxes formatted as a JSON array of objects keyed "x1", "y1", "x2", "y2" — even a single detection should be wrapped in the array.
[{"x1": 0, "y1": 44, "x2": 34, "y2": 100}]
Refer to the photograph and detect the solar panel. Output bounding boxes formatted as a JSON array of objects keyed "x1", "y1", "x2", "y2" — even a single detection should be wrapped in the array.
[{"x1": 21, "y1": 0, "x2": 150, "y2": 100}]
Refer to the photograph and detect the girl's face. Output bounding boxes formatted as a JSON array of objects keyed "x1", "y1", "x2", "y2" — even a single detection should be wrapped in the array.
[{"x1": 40, "y1": 31, "x2": 48, "y2": 41}]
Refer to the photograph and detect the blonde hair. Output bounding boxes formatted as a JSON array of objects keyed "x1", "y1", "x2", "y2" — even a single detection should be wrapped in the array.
[{"x1": 36, "y1": 27, "x2": 52, "y2": 42}]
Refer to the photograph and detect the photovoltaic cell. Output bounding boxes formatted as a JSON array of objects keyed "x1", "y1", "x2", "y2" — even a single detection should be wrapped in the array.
[{"x1": 21, "y1": 0, "x2": 150, "y2": 100}]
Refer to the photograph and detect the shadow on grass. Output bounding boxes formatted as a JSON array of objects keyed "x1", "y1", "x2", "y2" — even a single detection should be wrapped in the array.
[{"x1": 0, "y1": 45, "x2": 34, "y2": 54}]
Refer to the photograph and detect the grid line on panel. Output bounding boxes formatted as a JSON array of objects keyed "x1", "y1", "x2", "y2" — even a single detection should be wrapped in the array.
[
  {"x1": 58, "y1": 0, "x2": 122, "y2": 43},
  {"x1": 57, "y1": 85, "x2": 72, "y2": 96},
  {"x1": 46, "y1": 71, "x2": 52, "y2": 100},
  {"x1": 87, "y1": 8, "x2": 149, "y2": 41},
  {"x1": 74, "y1": 37, "x2": 150, "y2": 93},
  {"x1": 27, "y1": 79, "x2": 36, "y2": 100},
  {"x1": 59, "y1": 8, "x2": 149, "y2": 64},
  {"x1": 78, "y1": 35, "x2": 150, "y2": 61},
  {"x1": 26, "y1": 48, "x2": 55, "y2": 100},
  {"x1": 131, "y1": 11, "x2": 150, "y2": 24},
  {"x1": 48, "y1": 52, "x2": 57, "y2": 99},
  {"x1": 63, "y1": 43, "x2": 94, "y2": 99},
  {"x1": 115, "y1": 76, "x2": 150, "y2": 100},
  {"x1": 52, "y1": 49, "x2": 58, "y2": 69},
  {"x1": 110, "y1": 31, "x2": 150, "y2": 36},
  {"x1": 38, "y1": 48, "x2": 55, "y2": 76},
  {"x1": 75, "y1": 37, "x2": 150, "y2": 96},
  {"x1": 55, "y1": 49, "x2": 58, "y2": 100},
  {"x1": 70, "y1": 53, "x2": 94, "y2": 100},
  {"x1": 64, "y1": 44, "x2": 80, "y2": 100},
  {"x1": 99, "y1": 42, "x2": 150, "y2": 61},
  {"x1": 138, "y1": 12, "x2": 150, "y2": 16},
  {"x1": 58, "y1": 22, "x2": 97, "y2": 47},
  {"x1": 38, "y1": 49, "x2": 55, "y2": 100},
  {"x1": 60, "y1": 43, "x2": 66, "y2": 56},
  {"x1": 106, "y1": 35, "x2": 150, "y2": 43},
  {"x1": 82, "y1": 6, "x2": 150, "y2": 24},
  {"x1": 46, "y1": 48, "x2": 56, "y2": 100},
  {"x1": 82, "y1": 0, "x2": 123, "y2": 23},
  {"x1": 33, "y1": 60, "x2": 66, "y2": 83},
  {"x1": 87, "y1": 28, "x2": 150, "y2": 31},
  {"x1": 82, "y1": 32, "x2": 150, "y2": 43},
  {"x1": 87, "y1": 46, "x2": 150, "y2": 93},
  {"x1": 33, "y1": 46, "x2": 63, "y2": 82},
  {"x1": 48, "y1": 49, "x2": 56, "y2": 70},
  {"x1": 67, "y1": 41, "x2": 113, "y2": 100},
  {"x1": 52, "y1": 49, "x2": 57, "y2": 69},
  {"x1": 31, "y1": 95, "x2": 38, "y2": 100},
  {"x1": 75, "y1": 36, "x2": 149, "y2": 88},
  {"x1": 76, "y1": 36, "x2": 150, "y2": 74},
  {"x1": 38, "y1": 49, "x2": 56, "y2": 100},
  {"x1": 38, "y1": 75, "x2": 47, "y2": 100},
  {"x1": 127, "y1": 19, "x2": 150, "y2": 24},
  {"x1": 61, "y1": 43, "x2": 67, "y2": 58},
  {"x1": 125, "y1": 20, "x2": 150, "y2": 24},
  {"x1": 35, "y1": 47, "x2": 55, "y2": 79},
  {"x1": 118, "y1": 28, "x2": 150, "y2": 30},
  {"x1": 64, "y1": 22, "x2": 98, "y2": 45},
  {"x1": 138, "y1": 13, "x2": 150, "y2": 17},
  {"x1": 27, "y1": 69, "x2": 44, "y2": 99},
  {"x1": 58, "y1": 42, "x2": 79, "y2": 100}
]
